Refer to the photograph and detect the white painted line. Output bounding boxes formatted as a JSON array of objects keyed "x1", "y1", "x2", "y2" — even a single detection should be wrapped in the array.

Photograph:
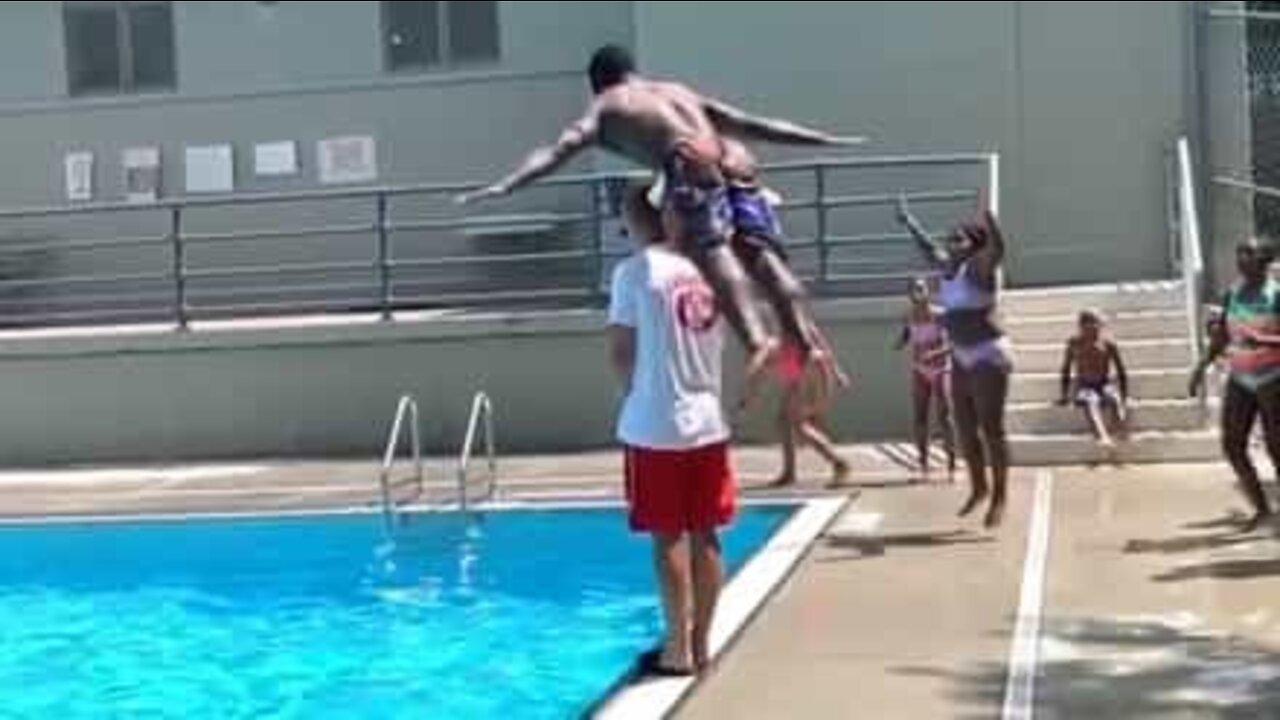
[
  {"x1": 1001, "y1": 470, "x2": 1055, "y2": 720},
  {"x1": 594, "y1": 497, "x2": 848, "y2": 720}
]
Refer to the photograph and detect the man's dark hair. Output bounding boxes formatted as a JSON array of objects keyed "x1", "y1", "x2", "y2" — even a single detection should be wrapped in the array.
[{"x1": 588, "y1": 45, "x2": 635, "y2": 94}]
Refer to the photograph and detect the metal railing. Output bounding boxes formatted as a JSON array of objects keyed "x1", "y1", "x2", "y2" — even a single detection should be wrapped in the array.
[
  {"x1": 1174, "y1": 137, "x2": 1208, "y2": 415},
  {"x1": 0, "y1": 152, "x2": 997, "y2": 330},
  {"x1": 378, "y1": 394, "x2": 423, "y2": 534},
  {"x1": 457, "y1": 391, "x2": 496, "y2": 512}
]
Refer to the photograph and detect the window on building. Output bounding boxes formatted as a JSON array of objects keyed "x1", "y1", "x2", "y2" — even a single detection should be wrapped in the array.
[
  {"x1": 64, "y1": 2, "x2": 175, "y2": 96},
  {"x1": 383, "y1": 1, "x2": 499, "y2": 71}
]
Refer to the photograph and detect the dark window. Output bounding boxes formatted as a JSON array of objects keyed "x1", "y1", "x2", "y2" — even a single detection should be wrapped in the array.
[
  {"x1": 64, "y1": 2, "x2": 175, "y2": 96},
  {"x1": 384, "y1": 1, "x2": 499, "y2": 71}
]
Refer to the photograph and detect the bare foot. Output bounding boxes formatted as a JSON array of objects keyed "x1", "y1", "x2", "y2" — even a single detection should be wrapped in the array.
[
  {"x1": 1241, "y1": 509, "x2": 1273, "y2": 534},
  {"x1": 983, "y1": 499, "x2": 1006, "y2": 529},
  {"x1": 958, "y1": 488, "x2": 989, "y2": 518},
  {"x1": 769, "y1": 474, "x2": 797, "y2": 488},
  {"x1": 827, "y1": 460, "x2": 852, "y2": 489}
]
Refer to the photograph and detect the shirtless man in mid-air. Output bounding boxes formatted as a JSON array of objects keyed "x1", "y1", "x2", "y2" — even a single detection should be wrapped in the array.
[{"x1": 457, "y1": 44, "x2": 861, "y2": 391}]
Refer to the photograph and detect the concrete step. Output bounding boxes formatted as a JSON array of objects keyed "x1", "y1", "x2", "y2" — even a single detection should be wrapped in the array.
[
  {"x1": 1010, "y1": 428, "x2": 1220, "y2": 466},
  {"x1": 1004, "y1": 310, "x2": 1187, "y2": 344},
  {"x1": 1010, "y1": 369, "x2": 1190, "y2": 404},
  {"x1": 1003, "y1": 280, "x2": 1183, "y2": 316},
  {"x1": 1016, "y1": 338, "x2": 1193, "y2": 374},
  {"x1": 1008, "y1": 399, "x2": 1207, "y2": 435}
]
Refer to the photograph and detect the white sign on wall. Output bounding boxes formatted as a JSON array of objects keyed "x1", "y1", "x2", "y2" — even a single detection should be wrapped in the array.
[
  {"x1": 253, "y1": 141, "x2": 298, "y2": 177},
  {"x1": 122, "y1": 146, "x2": 161, "y2": 203},
  {"x1": 317, "y1": 135, "x2": 377, "y2": 185},
  {"x1": 64, "y1": 151, "x2": 94, "y2": 202},
  {"x1": 184, "y1": 144, "x2": 235, "y2": 194}
]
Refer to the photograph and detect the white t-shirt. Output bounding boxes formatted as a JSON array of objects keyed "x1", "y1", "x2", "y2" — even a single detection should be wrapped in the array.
[{"x1": 608, "y1": 245, "x2": 729, "y2": 450}]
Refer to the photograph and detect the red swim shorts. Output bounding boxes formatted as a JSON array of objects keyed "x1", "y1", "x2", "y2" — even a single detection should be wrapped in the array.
[{"x1": 624, "y1": 443, "x2": 737, "y2": 535}]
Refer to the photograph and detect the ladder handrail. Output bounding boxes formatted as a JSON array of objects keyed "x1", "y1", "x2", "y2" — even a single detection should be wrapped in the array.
[
  {"x1": 1174, "y1": 137, "x2": 1208, "y2": 416},
  {"x1": 379, "y1": 394, "x2": 424, "y2": 533},
  {"x1": 457, "y1": 391, "x2": 497, "y2": 511}
]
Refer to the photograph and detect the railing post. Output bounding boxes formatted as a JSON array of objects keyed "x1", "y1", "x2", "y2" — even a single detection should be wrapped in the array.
[
  {"x1": 589, "y1": 178, "x2": 606, "y2": 300},
  {"x1": 484, "y1": 396, "x2": 496, "y2": 500},
  {"x1": 410, "y1": 399, "x2": 423, "y2": 500},
  {"x1": 815, "y1": 165, "x2": 829, "y2": 290},
  {"x1": 170, "y1": 205, "x2": 187, "y2": 330},
  {"x1": 986, "y1": 153, "x2": 1005, "y2": 292},
  {"x1": 375, "y1": 192, "x2": 392, "y2": 321}
]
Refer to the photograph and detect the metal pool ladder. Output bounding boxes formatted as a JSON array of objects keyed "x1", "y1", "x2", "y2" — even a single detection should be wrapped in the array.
[
  {"x1": 379, "y1": 394, "x2": 424, "y2": 533},
  {"x1": 457, "y1": 391, "x2": 497, "y2": 511}
]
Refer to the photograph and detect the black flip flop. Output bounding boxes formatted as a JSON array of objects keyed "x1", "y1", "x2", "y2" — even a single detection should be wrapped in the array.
[{"x1": 636, "y1": 648, "x2": 695, "y2": 678}]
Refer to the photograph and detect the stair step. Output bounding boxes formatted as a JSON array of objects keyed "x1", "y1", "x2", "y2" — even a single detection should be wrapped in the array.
[
  {"x1": 1008, "y1": 399, "x2": 1206, "y2": 434},
  {"x1": 1010, "y1": 429, "x2": 1220, "y2": 465},
  {"x1": 1004, "y1": 310, "x2": 1187, "y2": 344},
  {"x1": 1016, "y1": 338, "x2": 1192, "y2": 374},
  {"x1": 1010, "y1": 369, "x2": 1190, "y2": 403},
  {"x1": 1003, "y1": 280, "x2": 1183, "y2": 316}
]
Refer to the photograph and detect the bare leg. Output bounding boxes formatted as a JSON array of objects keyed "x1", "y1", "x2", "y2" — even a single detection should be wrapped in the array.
[
  {"x1": 1105, "y1": 402, "x2": 1130, "y2": 444},
  {"x1": 973, "y1": 366, "x2": 1011, "y2": 529},
  {"x1": 797, "y1": 421, "x2": 851, "y2": 487},
  {"x1": 693, "y1": 244, "x2": 778, "y2": 398},
  {"x1": 1223, "y1": 380, "x2": 1271, "y2": 529},
  {"x1": 1258, "y1": 379, "x2": 1280, "y2": 505},
  {"x1": 1082, "y1": 397, "x2": 1115, "y2": 448},
  {"x1": 772, "y1": 389, "x2": 799, "y2": 487},
  {"x1": 937, "y1": 380, "x2": 957, "y2": 481},
  {"x1": 652, "y1": 534, "x2": 695, "y2": 671},
  {"x1": 951, "y1": 363, "x2": 989, "y2": 517},
  {"x1": 689, "y1": 531, "x2": 725, "y2": 672},
  {"x1": 743, "y1": 244, "x2": 817, "y2": 356},
  {"x1": 912, "y1": 375, "x2": 933, "y2": 480}
]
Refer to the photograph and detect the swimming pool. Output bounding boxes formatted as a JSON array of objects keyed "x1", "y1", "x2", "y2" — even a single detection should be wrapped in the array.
[{"x1": 0, "y1": 504, "x2": 794, "y2": 719}]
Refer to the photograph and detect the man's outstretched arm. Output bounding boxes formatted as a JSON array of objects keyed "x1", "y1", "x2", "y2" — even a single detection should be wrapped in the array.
[
  {"x1": 703, "y1": 96, "x2": 864, "y2": 147},
  {"x1": 456, "y1": 113, "x2": 598, "y2": 204}
]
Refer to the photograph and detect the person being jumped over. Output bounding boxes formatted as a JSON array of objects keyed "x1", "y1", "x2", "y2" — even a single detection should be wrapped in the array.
[
  {"x1": 1057, "y1": 309, "x2": 1130, "y2": 455},
  {"x1": 459, "y1": 45, "x2": 861, "y2": 399}
]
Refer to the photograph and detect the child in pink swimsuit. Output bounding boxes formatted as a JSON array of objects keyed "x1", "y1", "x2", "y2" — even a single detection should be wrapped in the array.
[{"x1": 897, "y1": 278, "x2": 956, "y2": 481}]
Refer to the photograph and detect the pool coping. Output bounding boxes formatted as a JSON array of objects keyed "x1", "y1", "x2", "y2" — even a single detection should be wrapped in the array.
[{"x1": 589, "y1": 495, "x2": 850, "y2": 720}]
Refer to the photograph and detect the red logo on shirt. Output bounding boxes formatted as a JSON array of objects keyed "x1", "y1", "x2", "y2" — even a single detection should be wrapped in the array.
[{"x1": 671, "y1": 278, "x2": 719, "y2": 332}]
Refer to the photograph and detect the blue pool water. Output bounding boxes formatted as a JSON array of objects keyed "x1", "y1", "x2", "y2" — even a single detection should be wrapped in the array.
[{"x1": 0, "y1": 505, "x2": 793, "y2": 719}]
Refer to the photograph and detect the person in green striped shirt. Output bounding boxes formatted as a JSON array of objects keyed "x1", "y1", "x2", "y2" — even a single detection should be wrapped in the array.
[{"x1": 1190, "y1": 237, "x2": 1280, "y2": 532}]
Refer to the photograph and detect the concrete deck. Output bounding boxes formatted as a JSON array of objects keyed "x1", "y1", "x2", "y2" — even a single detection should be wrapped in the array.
[
  {"x1": 1, "y1": 449, "x2": 1277, "y2": 719},
  {"x1": 680, "y1": 463, "x2": 1280, "y2": 719},
  {"x1": 0, "y1": 442, "x2": 934, "y2": 518}
]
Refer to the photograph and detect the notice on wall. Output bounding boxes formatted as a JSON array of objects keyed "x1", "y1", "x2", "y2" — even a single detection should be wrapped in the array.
[
  {"x1": 185, "y1": 144, "x2": 235, "y2": 194},
  {"x1": 64, "y1": 151, "x2": 94, "y2": 202},
  {"x1": 254, "y1": 141, "x2": 298, "y2": 177},
  {"x1": 317, "y1": 135, "x2": 377, "y2": 185},
  {"x1": 123, "y1": 146, "x2": 161, "y2": 203}
]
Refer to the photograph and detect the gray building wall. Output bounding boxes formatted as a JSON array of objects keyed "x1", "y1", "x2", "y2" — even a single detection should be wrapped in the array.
[
  {"x1": 634, "y1": 0, "x2": 1189, "y2": 285},
  {"x1": 0, "y1": 2, "x2": 1195, "y2": 287},
  {"x1": 0, "y1": 1, "x2": 632, "y2": 204},
  {"x1": 0, "y1": 2, "x2": 634, "y2": 319}
]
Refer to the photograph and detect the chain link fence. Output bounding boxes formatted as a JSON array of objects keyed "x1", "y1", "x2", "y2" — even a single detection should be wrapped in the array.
[{"x1": 1204, "y1": 2, "x2": 1280, "y2": 249}]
